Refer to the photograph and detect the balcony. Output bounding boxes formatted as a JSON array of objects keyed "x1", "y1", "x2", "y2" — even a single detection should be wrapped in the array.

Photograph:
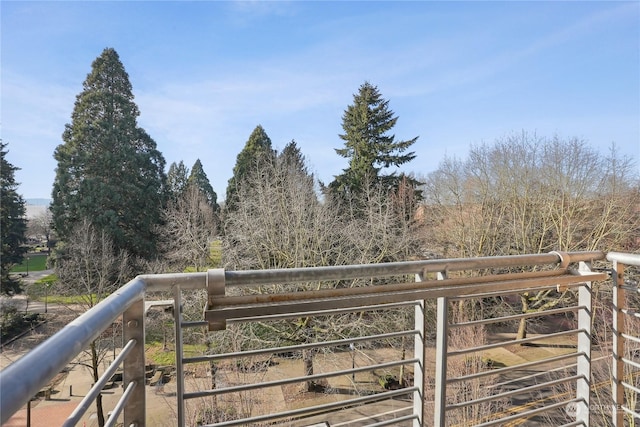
[{"x1": 1, "y1": 251, "x2": 639, "y2": 426}]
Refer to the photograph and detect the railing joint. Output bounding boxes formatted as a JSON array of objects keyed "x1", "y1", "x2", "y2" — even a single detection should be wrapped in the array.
[{"x1": 205, "y1": 268, "x2": 226, "y2": 331}]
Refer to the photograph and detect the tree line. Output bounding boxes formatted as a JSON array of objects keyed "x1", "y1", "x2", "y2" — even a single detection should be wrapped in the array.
[
  {"x1": 2, "y1": 46, "x2": 638, "y2": 294},
  {"x1": 2, "y1": 47, "x2": 423, "y2": 292}
]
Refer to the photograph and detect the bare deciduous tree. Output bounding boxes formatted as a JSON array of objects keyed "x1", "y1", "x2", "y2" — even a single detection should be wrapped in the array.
[
  {"x1": 53, "y1": 219, "x2": 130, "y2": 427},
  {"x1": 423, "y1": 133, "x2": 640, "y2": 338},
  {"x1": 27, "y1": 208, "x2": 54, "y2": 251},
  {"x1": 160, "y1": 184, "x2": 218, "y2": 272},
  {"x1": 222, "y1": 147, "x2": 423, "y2": 391}
]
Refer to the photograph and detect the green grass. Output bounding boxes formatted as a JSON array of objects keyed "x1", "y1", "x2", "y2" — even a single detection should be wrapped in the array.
[
  {"x1": 26, "y1": 275, "x2": 57, "y2": 299},
  {"x1": 145, "y1": 342, "x2": 207, "y2": 366},
  {"x1": 35, "y1": 274, "x2": 58, "y2": 286},
  {"x1": 182, "y1": 240, "x2": 223, "y2": 272},
  {"x1": 43, "y1": 294, "x2": 100, "y2": 305},
  {"x1": 27, "y1": 275, "x2": 100, "y2": 304},
  {"x1": 210, "y1": 240, "x2": 222, "y2": 268},
  {"x1": 11, "y1": 253, "x2": 48, "y2": 273}
]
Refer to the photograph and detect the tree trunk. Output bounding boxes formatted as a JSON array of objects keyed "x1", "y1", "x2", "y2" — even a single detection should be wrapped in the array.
[
  {"x1": 91, "y1": 341, "x2": 105, "y2": 427},
  {"x1": 517, "y1": 295, "x2": 529, "y2": 341},
  {"x1": 210, "y1": 361, "x2": 217, "y2": 408},
  {"x1": 163, "y1": 326, "x2": 167, "y2": 351},
  {"x1": 303, "y1": 348, "x2": 315, "y2": 391}
]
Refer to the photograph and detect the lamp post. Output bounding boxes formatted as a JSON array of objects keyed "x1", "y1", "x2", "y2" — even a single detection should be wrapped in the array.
[
  {"x1": 26, "y1": 256, "x2": 30, "y2": 276},
  {"x1": 44, "y1": 283, "x2": 48, "y2": 314}
]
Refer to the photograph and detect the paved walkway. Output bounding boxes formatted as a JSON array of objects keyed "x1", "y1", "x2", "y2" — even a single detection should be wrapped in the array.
[
  {"x1": 2, "y1": 350, "x2": 178, "y2": 427},
  {"x1": 3, "y1": 350, "x2": 95, "y2": 426}
]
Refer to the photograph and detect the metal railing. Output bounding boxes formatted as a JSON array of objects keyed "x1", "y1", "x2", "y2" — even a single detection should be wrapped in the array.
[
  {"x1": 608, "y1": 251, "x2": 640, "y2": 426},
  {"x1": 3, "y1": 250, "x2": 634, "y2": 426}
]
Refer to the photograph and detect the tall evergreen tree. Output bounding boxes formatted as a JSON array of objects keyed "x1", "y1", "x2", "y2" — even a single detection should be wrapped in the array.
[
  {"x1": 225, "y1": 125, "x2": 276, "y2": 210},
  {"x1": 167, "y1": 160, "x2": 190, "y2": 201},
  {"x1": 51, "y1": 48, "x2": 167, "y2": 259},
  {"x1": 279, "y1": 140, "x2": 308, "y2": 174},
  {"x1": 0, "y1": 142, "x2": 28, "y2": 295},
  {"x1": 188, "y1": 159, "x2": 219, "y2": 213},
  {"x1": 329, "y1": 82, "x2": 418, "y2": 205}
]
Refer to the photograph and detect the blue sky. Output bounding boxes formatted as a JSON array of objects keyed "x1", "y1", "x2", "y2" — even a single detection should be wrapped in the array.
[{"x1": 2, "y1": 1, "x2": 639, "y2": 200}]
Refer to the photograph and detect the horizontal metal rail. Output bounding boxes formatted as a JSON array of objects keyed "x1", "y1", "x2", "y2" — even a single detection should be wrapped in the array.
[
  {"x1": 446, "y1": 374, "x2": 583, "y2": 411},
  {"x1": 447, "y1": 329, "x2": 583, "y2": 357},
  {"x1": 622, "y1": 381, "x2": 640, "y2": 395},
  {"x1": 621, "y1": 405, "x2": 640, "y2": 419},
  {"x1": 474, "y1": 398, "x2": 584, "y2": 427},
  {"x1": 620, "y1": 308, "x2": 640, "y2": 318},
  {"x1": 181, "y1": 320, "x2": 209, "y2": 328},
  {"x1": 449, "y1": 305, "x2": 582, "y2": 329},
  {"x1": 214, "y1": 270, "x2": 567, "y2": 306},
  {"x1": 621, "y1": 333, "x2": 640, "y2": 345},
  {"x1": 206, "y1": 273, "x2": 606, "y2": 325},
  {"x1": 184, "y1": 358, "x2": 419, "y2": 399},
  {"x1": 621, "y1": 357, "x2": 640, "y2": 371},
  {"x1": 488, "y1": 353, "x2": 610, "y2": 391},
  {"x1": 607, "y1": 252, "x2": 640, "y2": 266},
  {"x1": 223, "y1": 251, "x2": 604, "y2": 286},
  {"x1": 332, "y1": 406, "x2": 414, "y2": 427},
  {"x1": 367, "y1": 414, "x2": 419, "y2": 427},
  {"x1": 184, "y1": 330, "x2": 416, "y2": 364},
  {"x1": 447, "y1": 351, "x2": 583, "y2": 384},
  {"x1": 201, "y1": 387, "x2": 418, "y2": 427},
  {"x1": 219, "y1": 300, "x2": 421, "y2": 325}
]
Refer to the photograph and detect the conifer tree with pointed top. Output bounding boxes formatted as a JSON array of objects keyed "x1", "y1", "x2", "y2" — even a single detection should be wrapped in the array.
[
  {"x1": 167, "y1": 160, "x2": 190, "y2": 201},
  {"x1": 225, "y1": 125, "x2": 276, "y2": 211},
  {"x1": 0, "y1": 141, "x2": 27, "y2": 295},
  {"x1": 329, "y1": 82, "x2": 419, "y2": 209},
  {"x1": 188, "y1": 159, "x2": 219, "y2": 213},
  {"x1": 279, "y1": 140, "x2": 308, "y2": 174},
  {"x1": 51, "y1": 48, "x2": 167, "y2": 259}
]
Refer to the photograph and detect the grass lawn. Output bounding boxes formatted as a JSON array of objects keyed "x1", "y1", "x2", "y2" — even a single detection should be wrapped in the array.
[
  {"x1": 11, "y1": 253, "x2": 48, "y2": 273},
  {"x1": 146, "y1": 342, "x2": 207, "y2": 365}
]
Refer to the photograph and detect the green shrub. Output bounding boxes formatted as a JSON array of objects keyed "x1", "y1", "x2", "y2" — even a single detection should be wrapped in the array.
[{"x1": 0, "y1": 305, "x2": 43, "y2": 342}]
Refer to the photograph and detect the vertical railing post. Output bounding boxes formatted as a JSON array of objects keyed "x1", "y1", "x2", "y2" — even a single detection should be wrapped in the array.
[
  {"x1": 434, "y1": 271, "x2": 448, "y2": 427},
  {"x1": 612, "y1": 260, "x2": 625, "y2": 427},
  {"x1": 576, "y1": 261, "x2": 593, "y2": 426},
  {"x1": 174, "y1": 286, "x2": 185, "y2": 427},
  {"x1": 123, "y1": 298, "x2": 145, "y2": 427},
  {"x1": 413, "y1": 272, "x2": 427, "y2": 427}
]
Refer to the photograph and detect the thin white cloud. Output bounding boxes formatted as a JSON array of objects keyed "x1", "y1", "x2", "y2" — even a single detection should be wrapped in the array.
[
  {"x1": 1, "y1": 70, "x2": 78, "y2": 198},
  {"x1": 2, "y1": 71, "x2": 75, "y2": 140},
  {"x1": 391, "y1": 2, "x2": 638, "y2": 100},
  {"x1": 2, "y1": 1, "x2": 637, "y2": 200}
]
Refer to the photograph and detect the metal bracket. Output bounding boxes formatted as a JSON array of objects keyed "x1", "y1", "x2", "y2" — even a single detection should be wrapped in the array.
[
  {"x1": 205, "y1": 269, "x2": 226, "y2": 331},
  {"x1": 549, "y1": 251, "x2": 570, "y2": 291},
  {"x1": 549, "y1": 250, "x2": 570, "y2": 270}
]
